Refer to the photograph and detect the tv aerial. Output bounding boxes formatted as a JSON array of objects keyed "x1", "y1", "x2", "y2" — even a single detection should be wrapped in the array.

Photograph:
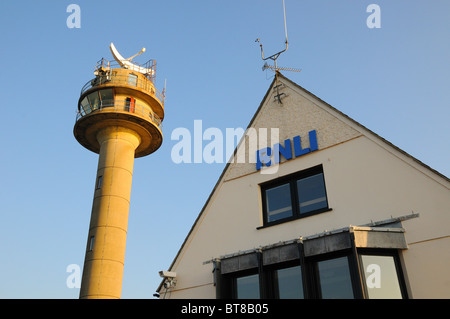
[{"x1": 255, "y1": 0, "x2": 300, "y2": 104}]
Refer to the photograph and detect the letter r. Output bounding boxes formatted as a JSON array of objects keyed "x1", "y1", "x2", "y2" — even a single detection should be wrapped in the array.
[{"x1": 256, "y1": 147, "x2": 272, "y2": 170}]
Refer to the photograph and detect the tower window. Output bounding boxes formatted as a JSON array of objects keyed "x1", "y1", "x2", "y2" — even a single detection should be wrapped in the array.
[
  {"x1": 88, "y1": 236, "x2": 95, "y2": 251},
  {"x1": 125, "y1": 97, "x2": 135, "y2": 113},
  {"x1": 99, "y1": 89, "x2": 114, "y2": 106},
  {"x1": 82, "y1": 88, "x2": 114, "y2": 112},
  {"x1": 128, "y1": 74, "x2": 138, "y2": 86},
  {"x1": 96, "y1": 175, "x2": 103, "y2": 189},
  {"x1": 80, "y1": 97, "x2": 90, "y2": 114},
  {"x1": 87, "y1": 92, "x2": 100, "y2": 110}
]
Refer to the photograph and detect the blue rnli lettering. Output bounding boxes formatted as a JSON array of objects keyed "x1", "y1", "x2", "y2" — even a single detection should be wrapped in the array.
[{"x1": 256, "y1": 130, "x2": 318, "y2": 170}]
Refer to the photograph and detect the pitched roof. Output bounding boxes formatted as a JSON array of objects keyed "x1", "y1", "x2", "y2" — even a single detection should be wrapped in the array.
[{"x1": 157, "y1": 72, "x2": 449, "y2": 291}]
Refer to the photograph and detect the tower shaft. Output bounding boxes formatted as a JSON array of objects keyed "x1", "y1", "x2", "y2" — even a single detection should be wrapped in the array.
[
  {"x1": 74, "y1": 45, "x2": 164, "y2": 299},
  {"x1": 80, "y1": 126, "x2": 141, "y2": 299}
]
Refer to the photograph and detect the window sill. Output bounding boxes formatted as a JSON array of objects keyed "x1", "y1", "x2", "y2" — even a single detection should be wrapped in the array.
[{"x1": 256, "y1": 208, "x2": 333, "y2": 230}]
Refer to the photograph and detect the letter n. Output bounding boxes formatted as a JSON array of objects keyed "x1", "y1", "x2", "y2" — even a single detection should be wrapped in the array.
[{"x1": 273, "y1": 139, "x2": 292, "y2": 164}]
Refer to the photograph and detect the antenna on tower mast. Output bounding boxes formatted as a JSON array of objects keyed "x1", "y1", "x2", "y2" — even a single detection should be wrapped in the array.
[{"x1": 255, "y1": 0, "x2": 300, "y2": 104}]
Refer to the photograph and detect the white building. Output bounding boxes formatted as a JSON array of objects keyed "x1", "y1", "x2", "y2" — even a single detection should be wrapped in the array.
[{"x1": 157, "y1": 73, "x2": 450, "y2": 299}]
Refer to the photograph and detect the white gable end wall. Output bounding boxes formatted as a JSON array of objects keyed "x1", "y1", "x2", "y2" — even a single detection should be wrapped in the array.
[{"x1": 159, "y1": 75, "x2": 450, "y2": 299}]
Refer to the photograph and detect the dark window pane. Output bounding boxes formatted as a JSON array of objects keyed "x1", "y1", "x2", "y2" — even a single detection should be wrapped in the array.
[
  {"x1": 88, "y1": 236, "x2": 95, "y2": 251},
  {"x1": 236, "y1": 274, "x2": 260, "y2": 299},
  {"x1": 80, "y1": 97, "x2": 90, "y2": 114},
  {"x1": 99, "y1": 89, "x2": 114, "y2": 106},
  {"x1": 265, "y1": 183, "x2": 293, "y2": 222},
  {"x1": 317, "y1": 257, "x2": 354, "y2": 299},
  {"x1": 297, "y1": 173, "x2": 327, "y2": 214},
  {"x1": 276, "y1": 266, "x2": 304, "y2": 299},
  {"x1": 87, "y1": 92, "x2": 100, "y2": 110},
  {"x1": 361, "y1": 255, "x2": 403, "y2": 299},
  {"x1": 96, "y1": 175, "x2": 103, "y2": 189}
]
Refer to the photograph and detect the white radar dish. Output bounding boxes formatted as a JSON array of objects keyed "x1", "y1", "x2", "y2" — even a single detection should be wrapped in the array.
[{"x1": 109, "y1": 42, "x2": 154, "y2": 76}]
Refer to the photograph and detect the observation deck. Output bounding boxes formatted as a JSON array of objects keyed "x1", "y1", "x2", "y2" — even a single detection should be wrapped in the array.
[{"x1": 74, "y1": 57, "x2": 165, "y2": 157}]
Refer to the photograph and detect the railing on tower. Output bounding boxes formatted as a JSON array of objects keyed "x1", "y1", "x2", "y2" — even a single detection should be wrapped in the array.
[
  {"x1": 80, "y1": 58, "x2": 164, "y2": 106},
  {"x1": 75, "y1": 99, "x2": 163, "y2": 130}
]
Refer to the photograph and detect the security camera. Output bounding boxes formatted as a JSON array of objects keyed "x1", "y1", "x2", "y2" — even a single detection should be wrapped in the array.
[
  {"x1": 163, "y1": 281, "x2": 175, "y2": 289},
  {"x1": 159, "y1": 271, "x2": 177, "y2": 279},
  {"x1": 159, "y1": 271, "x2": 177, "y2": 289}
]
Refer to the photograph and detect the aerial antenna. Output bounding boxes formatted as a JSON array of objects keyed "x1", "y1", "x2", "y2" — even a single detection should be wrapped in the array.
[
  {"x1": 163, "y1": 78, "x2": 167, "y2": 98},
  {"x1": 255, "y1": 0, "x2": 300, "y2": 104}
]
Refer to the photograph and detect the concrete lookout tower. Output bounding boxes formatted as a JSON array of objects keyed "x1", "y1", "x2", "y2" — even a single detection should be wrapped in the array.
[{"x1": 74, "y1": 43, "x2": 165, "y2": 299}]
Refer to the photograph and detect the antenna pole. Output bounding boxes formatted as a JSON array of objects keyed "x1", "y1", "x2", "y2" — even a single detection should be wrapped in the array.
[
  {"x1": 283, "y1": 0, "x2": 288, "y2": 46},
  {"x1": 256, "y1": 0, "x2": 298, "y2": 104},
  {"x1": 255, "y1": 0, "x2": 288, "y2": 62},
  {"x1": 163, "y1": 78, "x2": 167, "y2": 97}
]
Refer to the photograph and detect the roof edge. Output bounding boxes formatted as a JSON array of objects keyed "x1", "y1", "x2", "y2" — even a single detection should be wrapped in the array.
[{"x1": 156, "y1": 76, "x2": 279, "y2": 293}]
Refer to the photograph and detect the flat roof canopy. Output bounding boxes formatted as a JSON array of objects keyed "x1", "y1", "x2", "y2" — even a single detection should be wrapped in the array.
[{"x1": 218, "y1": 225, "x2": 408, "y2": 274}]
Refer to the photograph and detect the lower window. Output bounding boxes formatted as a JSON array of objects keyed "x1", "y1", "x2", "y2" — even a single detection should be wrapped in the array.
[
  {"x1": 360, "y1": 252, "x2": 404, "y2": 299},
  {"x1": 235, "y1": 274, "x2": 260, "y2": 299},
  {"x1": 274, "y1": 265, "x2": 304, "y2": 299},
  {"x1": 316, "y1": 256, "x2": 354, "y2": 299},
  {"x1": 221, "y1": 250, "x2": 407, "y2": 299}
]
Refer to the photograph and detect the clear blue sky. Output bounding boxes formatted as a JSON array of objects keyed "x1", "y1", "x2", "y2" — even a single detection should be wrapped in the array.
[{"x1": 0, "y1": 1, "x2": 448, "y2": 298}]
